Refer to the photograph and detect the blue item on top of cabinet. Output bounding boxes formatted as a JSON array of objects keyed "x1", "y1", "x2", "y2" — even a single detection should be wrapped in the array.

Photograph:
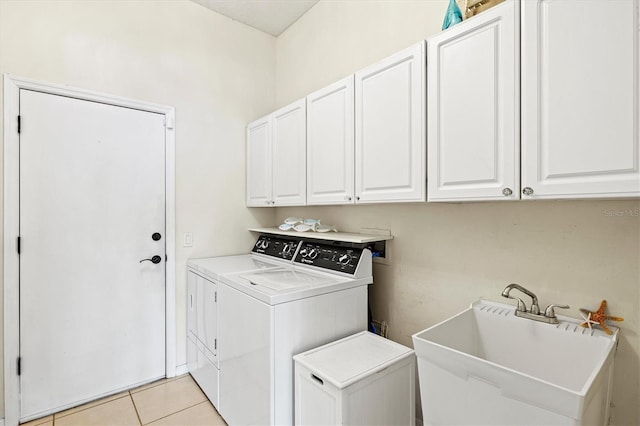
[{"x1": 442, "y1": 0, "x2": 463, "y2": 30}]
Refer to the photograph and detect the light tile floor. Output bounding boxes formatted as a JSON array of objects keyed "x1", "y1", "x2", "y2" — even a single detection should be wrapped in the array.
[{"x1": 20, "y1": 375, "x2": 226, "y2": 426}]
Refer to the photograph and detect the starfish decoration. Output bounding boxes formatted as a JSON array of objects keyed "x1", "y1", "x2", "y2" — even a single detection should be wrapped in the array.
[
  {"x1": 579, "y1": 300, "x2": 624, "y2": 335},
  {"x1": 579, "y1": 311, "x2": 598, "y2": 331}
]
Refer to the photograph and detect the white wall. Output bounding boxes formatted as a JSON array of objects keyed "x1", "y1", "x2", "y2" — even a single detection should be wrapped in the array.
[
  {"x1": 0, "y1": 0, "x2": 276, "y2": 417},
  {"x1": 275, "y1": 1, "x2": 640, "y2": 424}
]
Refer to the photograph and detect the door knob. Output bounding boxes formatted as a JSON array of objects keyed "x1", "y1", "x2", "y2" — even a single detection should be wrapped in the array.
[
  {"x1": 152, "y1": 232, "x2": 162, "y2": 241},
  {"x1": 140, "y1": 255, "x2": 162, "y2": 264}
]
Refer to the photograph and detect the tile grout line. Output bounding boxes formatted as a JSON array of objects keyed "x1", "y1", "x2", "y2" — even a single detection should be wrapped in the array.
[
  {"x1": 129, "y1": 391, "x2": 143, "y2": 426},
  {"x1": 131, "y1": 376, "x2": 204, "y2": 425},
  {"x1": 53, "y1": 394, "x2": 130, "y2": 421},
  {"x1": 129, "y1": 375, "x2": 185, "y2": 395},
  {"x1": 140, "y1": 400, "x2": 210, "y2": 425}
]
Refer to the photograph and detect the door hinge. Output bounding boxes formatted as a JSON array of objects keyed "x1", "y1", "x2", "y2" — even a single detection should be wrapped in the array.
[
  {"x1": 165, "y1": 254, "x2": 168, "y2": 262},
  {"x1": 17, "y1": 236, "x2": 21, "y2": 254},
  {"x1": 214, "y1": 339, "x2": 217, "y2": 351},
  {"x1": 214, "y1": 291, "x2": 217, "y2": 303},
  {"x1": 17, "y1": 357, "x2": 21, "y2": 376},
  {"x1": 17, "y1": 115, "x2": 21, "y2": 134}
]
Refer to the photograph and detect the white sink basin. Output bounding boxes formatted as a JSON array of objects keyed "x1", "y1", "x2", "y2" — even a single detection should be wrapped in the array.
[{"x1": 412, "y1": 300, "x2": 618, "y2": 425}]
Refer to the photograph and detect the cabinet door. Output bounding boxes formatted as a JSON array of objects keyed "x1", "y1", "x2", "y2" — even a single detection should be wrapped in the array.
[
  {"x1": 272, "y1": 99, "x2": 307, "y2": 206},
  {"x1": 187, "y1": 270, "x2": 197, "y2": 338},
  {"x1": 307, "y1": 76, "x2": 355, "y2": 205},
  {"x1": 522, "y1": 0, "x2": 640, "y2": 199},
  {"x1": 246, "y1": 115, "x2": 273, "y2": 206},
  {"x1": 428, "y1": 0, "x2": 519, "y2": 201},
  {"x1": 196, "y1": 274, "x2": 218, "y2": 364},
  {"x1": 355, "y1": 42, "x2": 426, "y2": 203}
]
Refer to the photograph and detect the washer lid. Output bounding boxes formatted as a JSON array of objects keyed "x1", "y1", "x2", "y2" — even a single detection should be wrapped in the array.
[
  {"x1": 240, "y1": 268, "x2": 340, "y2": 291},
  {"x1": 187, "y1": 255, "x2": 280, "y2": 281},
  {"x1": 222, "y1": 266, "x2": 370, "y2": 305}
]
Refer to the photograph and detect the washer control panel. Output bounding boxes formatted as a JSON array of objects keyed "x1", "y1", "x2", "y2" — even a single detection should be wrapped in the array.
[
  {"x1": 293, "y1": 241, "x2": 364, "y2": 274},
  {"x1": 252, "y1": 235, "x2": 300, "y2": 261}
]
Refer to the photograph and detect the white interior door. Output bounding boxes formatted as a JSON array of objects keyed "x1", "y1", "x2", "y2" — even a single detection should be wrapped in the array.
[{"x1": 19, "y1": 89, "x2": 166, "y2": 419}]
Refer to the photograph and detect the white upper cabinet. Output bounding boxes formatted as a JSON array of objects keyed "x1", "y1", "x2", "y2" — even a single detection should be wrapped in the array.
[
  {"x1": 272, "y1": 99, "x2": 307, "y2": 205},
  {"x1": 307, "y1": 76, "x2": 355, "y2": 205},
  {"x1": 355, "y1": 41, "x2": 426, "y2": 203},
  {"x1": 246, "y1": 115, "x2": 272, "y2": 207},
  {"x1": 521, "y1": 0, "x2": 640, "y2": 199},
  {"x1": 427, "y1": 0, "x2": 520, "y2": 201},
  {"x1": 246, "y1": 100, "x2": 306, "y2": 207}
]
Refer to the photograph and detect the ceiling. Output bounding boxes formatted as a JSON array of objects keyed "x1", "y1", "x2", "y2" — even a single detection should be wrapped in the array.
[{"x1": 191, "y1": 0, "x2": 320, "y2": 37}]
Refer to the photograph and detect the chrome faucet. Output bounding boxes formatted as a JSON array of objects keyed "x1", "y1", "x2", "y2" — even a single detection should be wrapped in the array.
[
  {"x1": 501, "y1": 283, "x2": 568, "y2": 324},
  {"x1": 502, "y1": 283, "x2": 540, "y2": 314}
]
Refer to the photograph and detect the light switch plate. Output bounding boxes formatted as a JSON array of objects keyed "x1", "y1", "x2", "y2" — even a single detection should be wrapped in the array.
[{"x1": 183, "y1": 232, "x2": 193, "y2": 247}]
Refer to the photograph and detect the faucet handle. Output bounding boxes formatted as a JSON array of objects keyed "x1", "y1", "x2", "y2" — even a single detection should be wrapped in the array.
[
  {"x1": 530, "y1": 303, "x2": 540, "y2": 315},
  {"x1": 544, "y1": 304, "x2": 569, "y2": 318},
  {"x1": 504, "y1": 295, "x2": 527, "y2": 312}
]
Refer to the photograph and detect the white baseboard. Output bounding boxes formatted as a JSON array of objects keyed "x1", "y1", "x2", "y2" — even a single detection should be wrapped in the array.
[{"x1": 175, "y1": 363, "x2": 189, "y2": 376}]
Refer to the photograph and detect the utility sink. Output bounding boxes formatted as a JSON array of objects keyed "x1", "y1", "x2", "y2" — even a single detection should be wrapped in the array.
[{"x1": 412, "y1": 300, "x2": 618, "y2": 425}]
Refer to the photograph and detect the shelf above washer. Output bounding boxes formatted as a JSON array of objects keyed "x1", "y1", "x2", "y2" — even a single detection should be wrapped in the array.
[{"x1": 249, "y1": 227, "x2": 393, "y2": 244}]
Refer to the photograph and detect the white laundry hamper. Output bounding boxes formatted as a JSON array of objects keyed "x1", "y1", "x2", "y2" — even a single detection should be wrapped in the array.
[{"x1": 293, "y1": 331, "x2": 416, "y2": 426}]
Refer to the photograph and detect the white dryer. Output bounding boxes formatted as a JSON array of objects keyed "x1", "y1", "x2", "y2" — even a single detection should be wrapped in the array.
[
  {"x1": 186, "y1": 235, "x2": 299, "y2": 410},
  {"x1": 218, "y1": 238, "x2": 372, "y2": 426}
]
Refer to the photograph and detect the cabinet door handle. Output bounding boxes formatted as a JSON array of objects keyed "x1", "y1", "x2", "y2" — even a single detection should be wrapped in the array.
[
  {"x1": 345, "y1": 195, "x2": 352, "y2": 201},
  {"x1": 522, "y1": 187, "x2": 534, "y2": 196},
  {"x1": 502, "y1": 188, "x2": 513, "y2": 196}
]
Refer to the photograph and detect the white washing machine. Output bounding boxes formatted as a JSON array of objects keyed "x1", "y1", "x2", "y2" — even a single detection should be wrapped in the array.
[{"x1": 217, "y1": 237, "x2": 372, "y2": 426}]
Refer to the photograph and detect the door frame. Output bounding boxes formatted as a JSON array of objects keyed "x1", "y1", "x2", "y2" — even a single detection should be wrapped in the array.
[{"x1": 3, "y1": 74, "x2": 176, "y2": 425}]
